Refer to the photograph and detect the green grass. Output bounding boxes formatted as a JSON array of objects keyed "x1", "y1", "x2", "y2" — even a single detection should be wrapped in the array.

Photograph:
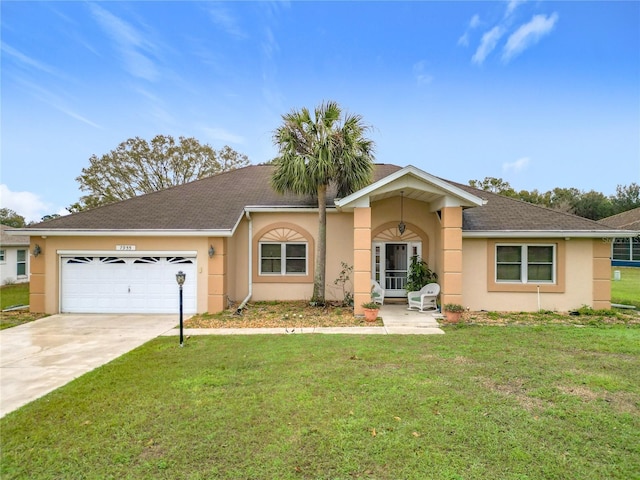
[
  {"x1": 0, "y1": 283, "x2": 29, "y2": 310},
  {"x1": 611, "y1": 267, "x2": 640, "y2": 308},
  {"x1": 2, "y1": 327, "x2": 638, "y2": 479}
]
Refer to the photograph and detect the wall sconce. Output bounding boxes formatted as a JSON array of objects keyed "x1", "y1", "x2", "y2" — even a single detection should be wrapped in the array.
[
  {"x1": 208, "y1": 245, "x2": 215, "y2": 258},
  {"x1": 398, "y1": 191, "x2": 406, "y2": 235},
  {"x1": 33, "y1": 244, "x2": 42, "y2": 257}
]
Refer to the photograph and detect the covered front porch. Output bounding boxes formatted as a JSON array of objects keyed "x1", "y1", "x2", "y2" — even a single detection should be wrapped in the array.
[{"x1": 334, "y1": 166, "x2": 485, "y2": 315}]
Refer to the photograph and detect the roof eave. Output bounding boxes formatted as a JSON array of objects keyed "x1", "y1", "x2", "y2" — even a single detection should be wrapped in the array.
[
  {"x1": 462, "y1": 230, "x2": 637, "y2": 239},
  {"x1": 11, "y1": 229, "x2": 235, "y2": 237}
]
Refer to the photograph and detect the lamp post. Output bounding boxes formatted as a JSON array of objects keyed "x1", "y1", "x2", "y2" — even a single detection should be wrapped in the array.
[{"x1": 176, "y1": 271, "x2": 186, "y2": 347}]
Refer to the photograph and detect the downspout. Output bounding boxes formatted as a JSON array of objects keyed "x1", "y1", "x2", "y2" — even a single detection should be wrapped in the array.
[{"x1": 236, "y1": 210, "x2": 252, "y2": 314}]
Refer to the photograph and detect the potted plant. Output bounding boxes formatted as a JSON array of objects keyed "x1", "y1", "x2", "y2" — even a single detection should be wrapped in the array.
[
  {"x1": 361, "y1": 301, "x2": 380, "y2": 322},
  {"x1": 443, "y1": 303, "x2": 464, "y2": 323},
  {"x1": 405, "y1": 255, "x2": 438, "y2": 293}
]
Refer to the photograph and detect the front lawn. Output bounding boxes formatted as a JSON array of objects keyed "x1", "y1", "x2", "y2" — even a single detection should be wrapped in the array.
[
  {"x1": 0, "y1": 283, "x2": 47, "y2": 329},
  {"x1": 1, "y1": 326, "x2": 638, "y2": 479},
  {"x1": 611, "y1": 266, "x2": 640, "y2": 308},
  {"x1": 0, "y1": 283, "x2": 29, "y2": 309}
]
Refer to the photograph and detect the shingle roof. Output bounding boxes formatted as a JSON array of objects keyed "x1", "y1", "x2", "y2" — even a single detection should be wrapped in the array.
[
  {"x1": 0, "y1": 225, "x2": 30, "y2": 246},
  {"x1": 25, "y1": 163, "x2": 619, "y2": 234},
  {"x1": 28, "y1": 164, "x2": 402, "y2": 231},
  {"x1": 598, "y1": 207, "x2": 640, "y2": 231},
  {"x1": 451, "y1": 182, "x2": 617, "y2": 232}
]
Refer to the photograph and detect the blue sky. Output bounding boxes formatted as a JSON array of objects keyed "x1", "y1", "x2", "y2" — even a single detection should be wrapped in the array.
[{"x1": 2, "y1": 1, "x2": 639, "y2": 222}]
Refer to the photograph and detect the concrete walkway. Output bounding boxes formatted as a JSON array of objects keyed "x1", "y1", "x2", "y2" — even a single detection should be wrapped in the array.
[
  {"x1": 0, "y1": 314, "x2": 177, "y2": 418},
  {"x1": 162, "y1": 304, "x2": 445, "y2": 336}
]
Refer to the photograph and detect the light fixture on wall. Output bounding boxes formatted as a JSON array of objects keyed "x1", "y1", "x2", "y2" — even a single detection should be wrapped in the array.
[
  {"x1": 398, "y1": 191, "x2": 406, "y2": 235},
  {"x1": 33, "y1": 244, "x2": 42, "y2": 257},
  {"x1": 208, "y1": 245, "x2": 215, "y2": 258}
]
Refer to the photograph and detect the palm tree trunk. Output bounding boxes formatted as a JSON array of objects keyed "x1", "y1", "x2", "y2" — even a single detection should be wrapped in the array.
[{"x1": 312, "y1": 184, "x2": 327, "y2": 304}]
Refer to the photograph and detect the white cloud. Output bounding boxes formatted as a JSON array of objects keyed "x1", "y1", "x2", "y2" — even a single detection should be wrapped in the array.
[
  {"x1": 503, "y1": 13, "x2": 559, "y2": 62},
  {"x1": 412, "y1": 60, "x2": 433, "y2": 86},
  {"x1": 207, "y1": 4, "x2": 247, "y2": 39},
  {"x1": 457, "y1": 14, "x2": 481, "y2": 46},
  {"x1": 201, "y1": 127, "x2": 245, "y2": 145},
  {"x1": 89, "y1": 4, "x2": 160, "y2": 81},
  {"x1": 502, "y1": 157, "x2": 530, "y2": 173},
  {"x1": 1, "y1": 43, "x2": 60, "y2": 76},
  {"x1": 472, "y1": 26, "x2": 504, "y2": 65},
  {"x1": 13, "y1": 77, "x2": 101, "y2": 128},
  {"x1": 505, "y1": 0, "x2": 526, "y2": 18},
  {"x1": 0, "y1": 185, "x2": 68, "y2": 223}
]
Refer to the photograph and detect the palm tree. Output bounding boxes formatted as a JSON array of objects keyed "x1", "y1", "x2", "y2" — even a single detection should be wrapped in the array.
[{"x1": 272, "y1": 101, "x2": 375, "y2": 304}]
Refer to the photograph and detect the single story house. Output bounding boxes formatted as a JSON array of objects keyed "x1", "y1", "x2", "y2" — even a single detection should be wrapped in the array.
[
  {"x1": 598, "y1": 207, "x2": 640, "y2": 267},
  {"x1": 0, "y1": 225, "x2": 30, "y2": 285},
  {"x1": 11, "y1": 164, "x2": 635, "y2": 315}
]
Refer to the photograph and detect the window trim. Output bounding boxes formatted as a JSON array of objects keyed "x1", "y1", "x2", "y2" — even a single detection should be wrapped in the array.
[
  {"x1": 487, "y1": 239, "x2": 565, "y2": 293},
  {"x1": 16, "y1": 249, "x2": 27, "y2": 277},
  {"x1": 252, "y1": 222, "x2": 315, "y2": 284},
  {"x1": 259, "y1": 242, "x2": 308, "y2": 276},
  {"x1": 496, "y1": 243, "x2": 556, "y2": 284}
]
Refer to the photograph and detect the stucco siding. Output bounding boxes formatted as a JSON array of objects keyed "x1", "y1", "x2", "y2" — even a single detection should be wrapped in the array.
[
  {"x1": 463, "y1": 237, "x2": 597, "y2": 311},
  {"x1": 34, "y1": 236, "x2": 211, "y2": 314},
  {"x1": 249, "y1": 211, "x2": 354, "y2": 303},
  {"x1": 371, "y1": 197, "x2": 439, "y2": 269}
]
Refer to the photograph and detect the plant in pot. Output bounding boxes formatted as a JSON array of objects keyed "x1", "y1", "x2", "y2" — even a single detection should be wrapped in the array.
[
  {"x1": 405, "y1": 255, "x2": 438, "y2": 293},
  {"x1": 443, "y1": 303, "x2": 464, "y2": 323},
  {"x1": 361, "y1": 301, "x2": 380, "y2": 322}
]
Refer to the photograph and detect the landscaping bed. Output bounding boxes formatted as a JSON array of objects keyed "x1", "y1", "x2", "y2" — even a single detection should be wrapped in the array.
[
  {"x1": 186, "y1": 301, "x2": 638, "y2": 329},
  {"x1": 186, "y1": 301, "x2": 383, "y2": 328}
]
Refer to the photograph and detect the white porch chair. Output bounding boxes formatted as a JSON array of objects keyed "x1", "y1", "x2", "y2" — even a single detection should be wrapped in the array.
[
  {"x1": 371, "y1": 280, "x2": 385, "y2": 305},
  {"x1": 407, "y1": 283, "x2": 440, "y2": 312}
]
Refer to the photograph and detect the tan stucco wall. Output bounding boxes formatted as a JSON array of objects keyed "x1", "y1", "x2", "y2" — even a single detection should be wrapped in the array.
[
  {"x1": 229, "y1": 219, "x2": 249, "y2": 305},
  {"x1": 32, "y1": 235, "x2": 213, "y2": 314},
  {"x1": 248, "y1": 211, "x2": 354, "y2": 302},
  {"x1": 462, "y1": 237, "x2": 598, "y2": 311},
  {"x1": 370, "y1": 197, "x2": 439, "y2": 268}
]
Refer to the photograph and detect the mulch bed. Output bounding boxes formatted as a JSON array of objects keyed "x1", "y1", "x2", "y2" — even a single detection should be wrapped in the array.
[{"x1": 185, "y1": 301, "x2": 382, "y2": 328}]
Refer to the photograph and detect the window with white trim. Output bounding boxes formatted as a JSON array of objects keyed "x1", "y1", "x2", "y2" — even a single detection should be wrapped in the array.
[
  {"x1": 259, "y1": 243, "x2": 307, "y2": 275},
  {"x1": 17, "y1": 249, "x2": 27, "y2": 276},
  {"x1": 496, "y1": 244, "x2": 555, "y2": 283},
  {"x1": 0, "y1": 249, "x2": 5, "y2": 263}
]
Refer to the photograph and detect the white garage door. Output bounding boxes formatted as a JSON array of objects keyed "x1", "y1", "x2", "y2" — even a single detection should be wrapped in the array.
[{"x1": 61, "y1": 256, "x2": 197, "y2": 314}]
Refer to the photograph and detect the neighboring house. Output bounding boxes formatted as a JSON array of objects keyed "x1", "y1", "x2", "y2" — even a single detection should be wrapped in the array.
[
  {"x1": 10, "y1": 164, "x2": 635, "y2": 315},
  {"x1": 599, "y1": 207, "x2": 640, "y2": 267},
  {"x1": 0, "y1": 225, "x2": 30, "y2": 285}
]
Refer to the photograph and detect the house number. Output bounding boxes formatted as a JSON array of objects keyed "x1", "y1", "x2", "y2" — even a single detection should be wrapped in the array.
[{"x1": 116, "y1": 245, "x2": 136, "y2": 251}]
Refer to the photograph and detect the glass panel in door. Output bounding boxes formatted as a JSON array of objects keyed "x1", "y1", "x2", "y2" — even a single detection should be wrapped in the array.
[{"x1": 385, "y1": 243, "x2": 408, "y2": 295}]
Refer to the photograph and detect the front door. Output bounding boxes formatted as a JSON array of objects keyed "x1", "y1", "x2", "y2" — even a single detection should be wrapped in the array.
[{"x1": 373, "y1": 242, "x2": 422, "y2": 297}]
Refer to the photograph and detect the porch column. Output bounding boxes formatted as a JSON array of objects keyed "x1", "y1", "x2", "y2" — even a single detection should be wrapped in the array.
[
  {"x1": 207, "y1": 237, "x2": 227, "y2": 313},
  {"x1": 440, "y1": 207, "x2": 463, "y2": 307},
  {"x1": 353, "y1": 207, "x2": 372, "y2": 315},
  {"x1": 592, "y1": 239, "x2": 611, "y2": 310}
]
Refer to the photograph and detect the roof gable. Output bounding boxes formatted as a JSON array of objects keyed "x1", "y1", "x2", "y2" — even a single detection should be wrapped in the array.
[{"x1": 335, "y1": 165, "x2": 485, "y2": 210}]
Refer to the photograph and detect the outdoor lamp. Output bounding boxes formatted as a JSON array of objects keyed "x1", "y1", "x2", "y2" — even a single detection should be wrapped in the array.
[
  {"x1": 33, "y1": 244, "x2": 42, "y2": 257},
  {"x1": 398, "y1": 191, "x2": 406, "y2": 235},
  {"x1": 208, "y1": 245, "x2": 215, "y2": 258},
  {"x1": 176, "y1": 271, "x2": 186, "y2": 346}
]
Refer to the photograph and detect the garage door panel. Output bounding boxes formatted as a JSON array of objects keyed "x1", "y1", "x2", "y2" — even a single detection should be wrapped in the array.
[{"x1": 61, "y1": 256, "x2": 197, "y2": 314}]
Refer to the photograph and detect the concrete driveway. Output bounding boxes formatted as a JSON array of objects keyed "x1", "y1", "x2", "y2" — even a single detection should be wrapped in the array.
[{"x1": 0, "y1": 314, "x2": 178, "y2": 418}]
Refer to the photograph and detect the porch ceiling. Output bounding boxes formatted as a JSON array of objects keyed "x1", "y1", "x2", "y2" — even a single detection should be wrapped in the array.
[{"x1": 369, "y1": 187, "x2": 441, "y2": 204}]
